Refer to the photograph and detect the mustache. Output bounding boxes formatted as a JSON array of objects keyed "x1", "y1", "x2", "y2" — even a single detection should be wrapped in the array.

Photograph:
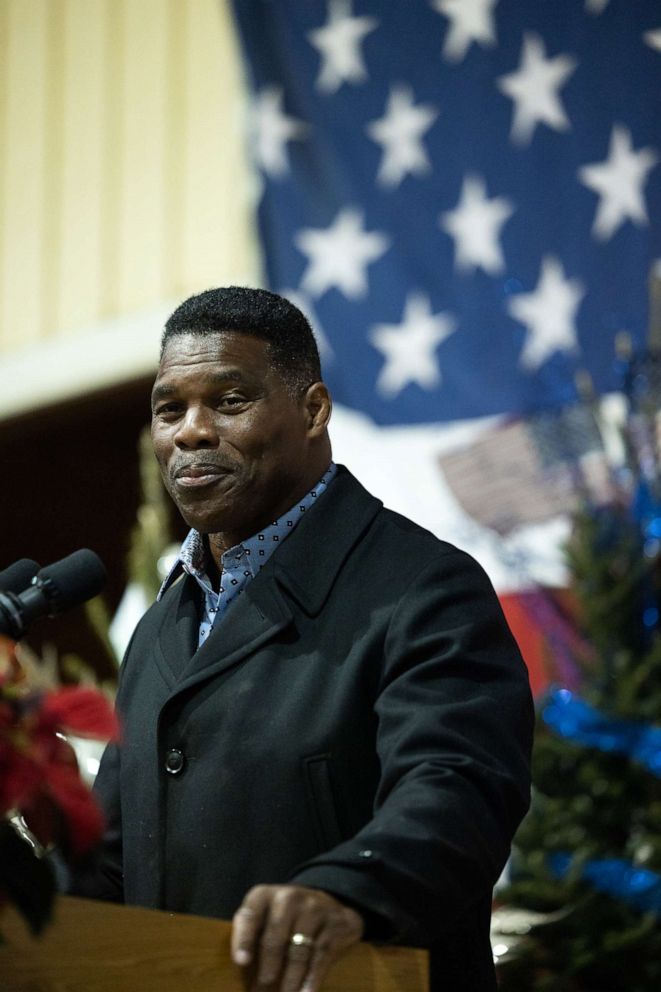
[{"x1": 170, "y1": 456, "x2": 235, "y2": 480}]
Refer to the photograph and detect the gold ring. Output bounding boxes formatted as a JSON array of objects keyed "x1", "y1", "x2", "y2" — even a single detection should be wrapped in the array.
[{"x1": 290, "y1": 932, "x2": 314, "y2": 948}]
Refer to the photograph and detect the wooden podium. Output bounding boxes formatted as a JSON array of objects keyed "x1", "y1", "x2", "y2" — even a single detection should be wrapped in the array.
[{"x1": 0, "y1": 896, "x2": 429, "y2": 992}]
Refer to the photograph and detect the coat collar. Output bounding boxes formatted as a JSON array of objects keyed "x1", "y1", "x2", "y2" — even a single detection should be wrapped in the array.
[
  {"x1": 154, "y1": 466, "x2": 382, "y2": 694},
  {"x1": 271, "y1": 465, "x2": 382, "y2": 616}
]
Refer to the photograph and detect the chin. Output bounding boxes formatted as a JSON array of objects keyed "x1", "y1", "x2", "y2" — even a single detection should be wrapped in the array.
[
  {"x1": 173, "y1": 501, "x2": 218, "y2": 533},
  {"x1": 177, "y1": 504, "x2": 238, "y2": 537},
  {"x1": 179, "y1": 512, "x2": 223, "y2": 535}
]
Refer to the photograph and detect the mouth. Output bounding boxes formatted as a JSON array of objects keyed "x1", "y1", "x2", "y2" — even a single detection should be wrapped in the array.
[{"x1": 172, "y1": 463, "x2": 231, "y2": 489}]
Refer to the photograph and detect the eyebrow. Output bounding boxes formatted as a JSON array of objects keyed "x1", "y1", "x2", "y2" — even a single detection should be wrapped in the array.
[{"x1": 151, "y1": 369, "x2": 248, "y2": 403}]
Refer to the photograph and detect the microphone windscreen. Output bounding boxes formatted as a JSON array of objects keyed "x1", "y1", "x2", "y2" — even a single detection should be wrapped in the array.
[
  {"x1": 0, "y1": 558, "x2": 40, "y2": 594},
  {"x1": 37, "y1": 549, "x2": 107, "y2": 614}
]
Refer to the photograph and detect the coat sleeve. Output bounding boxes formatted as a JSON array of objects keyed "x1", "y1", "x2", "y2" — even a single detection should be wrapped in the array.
[{"x1": 287, "y1": 548, "x2": 534, "y2": 944}]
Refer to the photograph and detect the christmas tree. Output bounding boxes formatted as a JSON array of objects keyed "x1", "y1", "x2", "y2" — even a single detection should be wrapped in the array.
[{"x1": 495, "y1": 342, "x2": 661, "y2": 991}]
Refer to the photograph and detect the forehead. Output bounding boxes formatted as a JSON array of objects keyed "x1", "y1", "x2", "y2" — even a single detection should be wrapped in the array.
[{"x1": 155, "y1": 331, "x2": 272, "y2": 384}]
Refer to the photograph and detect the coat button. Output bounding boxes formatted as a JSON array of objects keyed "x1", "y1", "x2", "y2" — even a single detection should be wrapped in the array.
[
  {"x1": 165, "y1": 748, "x2": 185, "y2": 775},
  {"x1": 358, "y1": 849, "x2": 373, "y2": 859}
]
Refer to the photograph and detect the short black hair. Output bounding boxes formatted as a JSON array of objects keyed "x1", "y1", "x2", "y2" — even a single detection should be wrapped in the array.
[{"x1": 161, "y1": 286, "x2": 322, "y2": 396}]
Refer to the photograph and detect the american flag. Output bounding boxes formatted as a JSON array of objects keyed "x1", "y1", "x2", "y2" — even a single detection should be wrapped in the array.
[
  {"x1": 230, "y1": 0, "x2": 660, "y2": 425},
  {"x1": 228, "y1": 0, "x2": 661, "y2": 680}
]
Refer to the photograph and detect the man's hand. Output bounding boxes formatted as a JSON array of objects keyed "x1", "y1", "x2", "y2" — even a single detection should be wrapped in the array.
[{"x1": 231, "y1": 884, "x2": 364, "y2": 992}]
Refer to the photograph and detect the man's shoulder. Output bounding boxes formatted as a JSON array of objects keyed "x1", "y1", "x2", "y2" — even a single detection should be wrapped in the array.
[
  {"x1": 335, "y1": 465, "x2": 459, "y2": 544},
  {"x1": 369, "y1": 503, "x2": 484, "y2": 583},
  {"x1": 333, "y1": 466, "x2": 483, "y2": 574},
  {"x1": 374, "y1": 501, "x2": 452, "y2": 547}
]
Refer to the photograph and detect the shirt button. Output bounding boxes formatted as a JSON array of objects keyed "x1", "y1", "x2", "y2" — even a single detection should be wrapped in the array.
[{"x1": 165, "y1": 748, "x2": 185, "y2": 775}]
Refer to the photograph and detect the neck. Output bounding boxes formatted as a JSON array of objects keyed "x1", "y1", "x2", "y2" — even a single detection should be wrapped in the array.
[
  {"x1": 204, "y1": 454, "x2": 334, "y2": 574},
  {"x1": 207, "y1": 533, "x2": 231, "y2": 576}
]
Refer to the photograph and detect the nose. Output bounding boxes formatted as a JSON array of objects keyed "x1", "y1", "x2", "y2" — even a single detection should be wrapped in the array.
[{"x1": 173, "y1": 404, "x2": 219, "y2": 449}]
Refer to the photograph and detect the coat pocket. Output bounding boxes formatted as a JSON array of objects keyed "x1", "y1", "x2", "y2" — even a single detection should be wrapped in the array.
[{"x1": 302, "y1": 754, "x2": 344, "y2": 852}]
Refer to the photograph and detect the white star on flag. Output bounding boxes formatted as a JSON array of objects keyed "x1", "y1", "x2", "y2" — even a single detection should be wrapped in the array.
[
  {"x1": 508, "y1": 256, "x2": 584, "y2": 370},
  {"x1": 308, "y1": 0, "x2": 378, "y2": 94},
  {"x1": 295, "y1": 208, "x2": 390, "y2": 300},
  {"x1": 585, "y1": 0, "x2": 609, "y2": 13},
  {"x1": 432, "y1": 0, "x2": 498, "y2": 63},
  {"x1": 370, "y1": 292, "x2": 456, "y2": 397},
  {"x1": 644, "y1": 29, "x2": 661, "y2": 53},
  {"x1": 579, "y1": 124, "x2": 658, "y2": 241},
  {"x1": 440, "y1": 174, "x2": 514, "y2": 274},
  {"x1": 498, "y1": 33, "x2": 577, "y2": 146},
  {"x1": 367, "y1": 85, "x2": 439, "y2": 188},
  {"x1": 253, "y1": 86, "x2": 306, "y2": 177}
]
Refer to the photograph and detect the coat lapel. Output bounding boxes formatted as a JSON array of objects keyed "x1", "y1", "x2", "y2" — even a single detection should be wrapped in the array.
[
  {"x1": 173, "y1": 573, "x2": 294, "y2": 693},
  {"x1": 153, "y1": 574, "x2": 200, "y2": 688},
  {"x1": 272, "y1": 466, "x2": 382, "y2": 617}
]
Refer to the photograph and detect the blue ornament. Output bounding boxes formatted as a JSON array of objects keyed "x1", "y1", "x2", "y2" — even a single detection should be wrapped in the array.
[
  {"x1": 549, "y1": 853, "x2": 661, "y2": 917},
  {"x1": 543, "y1": 689, "x2": 661, "y2": 777}
]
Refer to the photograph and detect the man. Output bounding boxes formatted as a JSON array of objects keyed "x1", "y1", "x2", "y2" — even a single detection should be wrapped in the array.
[{"x1": 77, "y1": 287, "x2": 533, "y2": 992}]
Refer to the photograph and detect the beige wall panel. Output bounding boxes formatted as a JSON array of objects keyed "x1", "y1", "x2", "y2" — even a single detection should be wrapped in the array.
[
  {"x1": 181, "y1": 0, "x2": 261, "y2": 291},
  {"x1": 115, "y1": 0, "x2": 169, "y2": 311},
  {"x1": 0, "y1": 0, "x2": 261, "y2": 417},
  {"x1": 161, "y1": 0, "x2": 188, "y2": 295},
  {"x1": 40, "y1": 0, "x2": 67, "y2": 342},
  {"x1": 55, "y1": 0, "x2": 107, "y2": 335},
  {"x1": 0, "y1": 0, "x2": 50, "y2": 350}
]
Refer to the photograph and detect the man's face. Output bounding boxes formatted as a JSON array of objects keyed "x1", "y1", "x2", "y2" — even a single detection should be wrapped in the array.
[{"x1": 151, "y1": 332, "x2": 325, "y2": 542}]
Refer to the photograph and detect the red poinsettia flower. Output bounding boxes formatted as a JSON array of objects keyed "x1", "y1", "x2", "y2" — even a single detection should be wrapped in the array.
[
  {"x1": 0, "y1": 640, "x2": 120, "y2": 857},
  {"x1": 20, "y1": 758, "x2": 107, "y2": 857},
  {"x1": 39, "y1": 686, "x2": 120, "y2": 742}
]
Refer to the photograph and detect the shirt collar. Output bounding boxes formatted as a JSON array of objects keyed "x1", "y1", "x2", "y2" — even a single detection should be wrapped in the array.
[{"x1": 157, "y1": 462, "x2": 337, "y2": 600}]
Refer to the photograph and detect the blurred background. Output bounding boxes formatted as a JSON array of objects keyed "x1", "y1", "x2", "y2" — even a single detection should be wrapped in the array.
[{"x1": 0, "y1": 0, "x2": 659, "y2": 686}]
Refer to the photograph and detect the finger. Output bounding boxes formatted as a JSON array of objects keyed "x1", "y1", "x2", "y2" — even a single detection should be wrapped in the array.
[
  {"x1": 298, "y1": 912, "x2": 364, "y2": 992},
  {"x1": 232, "y1": 886, "x2": 270, "y2": 966},
  {"x1": 255, "y1": 889, "x2": 300, "y2": 987},
  {"x1": 277, "y1": 924, "x2": 322, "y2": 992},
  {"x1": 296, "y1": 928, "x2": 333, "y2": 992}
]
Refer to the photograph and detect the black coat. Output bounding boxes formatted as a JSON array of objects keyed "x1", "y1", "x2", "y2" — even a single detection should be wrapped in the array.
[{"x1": 80, "y1": 467, "x2": 533, "y2": 991}]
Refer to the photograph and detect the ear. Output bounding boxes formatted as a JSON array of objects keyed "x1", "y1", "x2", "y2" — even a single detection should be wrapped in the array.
[{"x1": 302, "y1": 382, "x2": 332, "y2": 436}]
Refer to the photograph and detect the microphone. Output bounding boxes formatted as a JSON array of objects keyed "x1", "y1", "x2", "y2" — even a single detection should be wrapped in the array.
[
  {"x1": 0, "y1": 558, "x2": 40, "y2": 593},
  {"x1": 0, "y1": 549, "x2": 107, "y2": 640}
]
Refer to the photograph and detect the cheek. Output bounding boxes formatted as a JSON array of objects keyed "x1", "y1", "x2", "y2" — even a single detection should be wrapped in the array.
[
  {"x1": 151, "y1": 421, "x2": 170, "y2": 453},
  {"x1": 230, "y1": 415, "x2": 287, "y2": 458},
  {"x1": 150, "y1": 431, "x2": 173, "y2": 479},
  {"x1": 249, "y1": 427, "x2": 293, "y2": 467}
]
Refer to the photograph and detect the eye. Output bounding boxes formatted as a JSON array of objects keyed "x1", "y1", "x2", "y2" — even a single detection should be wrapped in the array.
[
  {"x1": 219, "y1": 394, "x2": 248, "y2": 409},
  {"x1": 154, "y1": 402, "x2": 183, "y2": 418}
]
